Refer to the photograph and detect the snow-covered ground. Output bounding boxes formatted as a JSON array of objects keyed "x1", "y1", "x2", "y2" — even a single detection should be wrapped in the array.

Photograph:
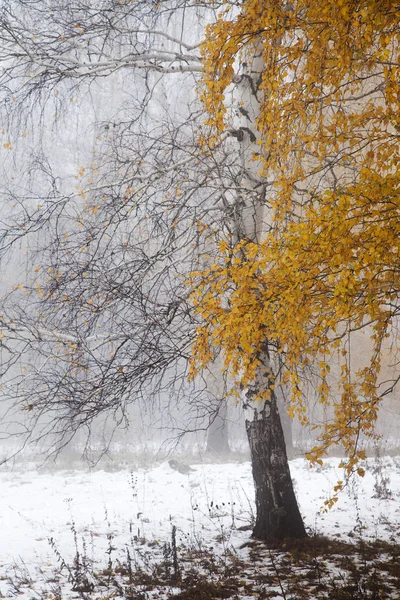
[{"x1": 1, "y1": 456, "x2": 399, "y2": 598}]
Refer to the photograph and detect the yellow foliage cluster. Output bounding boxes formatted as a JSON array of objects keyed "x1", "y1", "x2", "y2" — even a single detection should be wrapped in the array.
[{"x1": 191, "y1": 0, "x2": 400, "y2": 473}]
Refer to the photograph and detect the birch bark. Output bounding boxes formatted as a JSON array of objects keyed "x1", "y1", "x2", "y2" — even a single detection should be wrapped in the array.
[{"x1": 231, "y1": 42, "x2": 306, "y2": 541}]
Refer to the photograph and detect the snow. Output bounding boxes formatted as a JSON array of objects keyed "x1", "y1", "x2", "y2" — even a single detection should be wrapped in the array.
[{"x1": 0, "y1": 456, "x2": 399, "y2": 598}]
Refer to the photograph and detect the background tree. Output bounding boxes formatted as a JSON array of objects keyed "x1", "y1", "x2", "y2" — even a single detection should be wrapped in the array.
[{"x1": 0, "y1": 0, "x2": 213, "y2": 451}]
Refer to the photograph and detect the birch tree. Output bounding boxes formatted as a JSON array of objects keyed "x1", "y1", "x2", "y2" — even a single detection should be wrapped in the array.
[
  {"x1": 0, "y1": 0, "x2": 307, "y2": 541},
  {"x1": 191, "y1": 0, "x2": 400, "y2": 511}
]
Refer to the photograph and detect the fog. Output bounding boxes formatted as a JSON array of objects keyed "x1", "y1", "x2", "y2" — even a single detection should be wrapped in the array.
[{"x1": 0, "y1": 1, "x2": 399, "y2": 472}]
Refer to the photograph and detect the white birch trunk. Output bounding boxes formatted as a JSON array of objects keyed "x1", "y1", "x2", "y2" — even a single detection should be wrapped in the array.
[{"x1": 230, "y1": 42, "x2": 306, "y2": 541}]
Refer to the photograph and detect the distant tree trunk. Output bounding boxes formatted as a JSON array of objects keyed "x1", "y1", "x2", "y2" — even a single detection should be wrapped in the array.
[
  {"x1": 206, "y1": 398, "x2": 230, "y2": 453},
  {"x1": 276, "y1": 390, "x2": 294, "y2": 458},
  {"x1": 245, "y1": 351, "x2": 307, "y2": 542}
]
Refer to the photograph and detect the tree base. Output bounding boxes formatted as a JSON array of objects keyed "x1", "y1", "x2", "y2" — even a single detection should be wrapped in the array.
[{"x1": 246, "y1": 394, "x2": 307, "y2": 542}]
